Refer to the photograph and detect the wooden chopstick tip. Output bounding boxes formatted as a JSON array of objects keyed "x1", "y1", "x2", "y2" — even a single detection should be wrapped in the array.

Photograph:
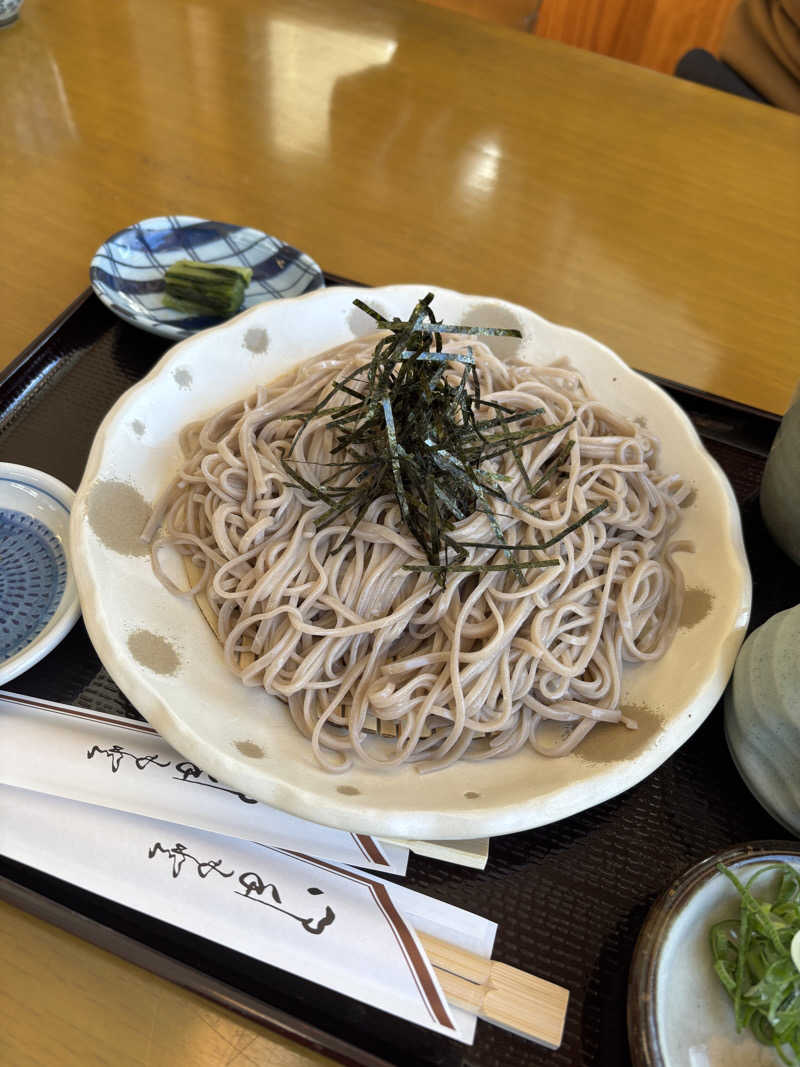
[{"x1": 418, "y1": 932, "x2": 569, "y2": 1049}]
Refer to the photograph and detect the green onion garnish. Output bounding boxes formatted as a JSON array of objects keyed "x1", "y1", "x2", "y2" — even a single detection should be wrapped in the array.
[{"x1": 711, "y1": 862, "x2": 800, "y2": 1064}]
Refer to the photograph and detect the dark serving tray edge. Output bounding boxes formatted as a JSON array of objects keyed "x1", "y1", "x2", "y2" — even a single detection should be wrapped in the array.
[{"x1": 1, "y1": 282, "x2": 793, "y2": 1067}]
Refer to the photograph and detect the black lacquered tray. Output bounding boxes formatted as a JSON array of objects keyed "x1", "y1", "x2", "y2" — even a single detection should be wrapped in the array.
[{"x1": 1, "y1": 285, "x2": 796, "y2": 1067}]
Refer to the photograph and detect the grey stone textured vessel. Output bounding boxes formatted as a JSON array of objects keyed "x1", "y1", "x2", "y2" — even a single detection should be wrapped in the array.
[
  {"x1": 761, "y1": 390, "x2": 800, "y2": 566},
  {"x1": 725, "y1": 604, "x2": 800, "y2": 834}
]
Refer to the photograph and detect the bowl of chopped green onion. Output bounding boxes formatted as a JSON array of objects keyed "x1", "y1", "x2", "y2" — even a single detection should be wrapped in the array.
[
  {"x1": 629, "y1": 843, "x2": 800, "y2": 1067},
  {"x1": 90, "y1": 215, "x2": 324, "y2": 340}
]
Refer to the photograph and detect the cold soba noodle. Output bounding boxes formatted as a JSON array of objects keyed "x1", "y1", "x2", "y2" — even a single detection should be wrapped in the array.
[{"x1": 143, "y1": 305, "x2": 691, "y2": 773}]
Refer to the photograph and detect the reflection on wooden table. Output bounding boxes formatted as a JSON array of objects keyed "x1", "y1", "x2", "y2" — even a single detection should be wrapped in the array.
[
  {"x1": 0, "y1": 901, "x2": 336, "y2": 1066},
  {"x1": 1, "y1": 0, "x2": 798, "y2": 1064},
  {"x1": 2, "y1": 0, "x2": 798, "y2": 412}
]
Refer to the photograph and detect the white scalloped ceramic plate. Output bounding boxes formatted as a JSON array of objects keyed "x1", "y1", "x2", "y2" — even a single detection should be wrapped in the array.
[{"x1": 70, "y1": 286, "x2": 751, "y2": 838}]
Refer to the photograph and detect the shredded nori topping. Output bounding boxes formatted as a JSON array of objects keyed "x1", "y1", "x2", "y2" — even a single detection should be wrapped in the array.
[{"x1": 281, "y1": 294, "x2": 606, "y2": 585}]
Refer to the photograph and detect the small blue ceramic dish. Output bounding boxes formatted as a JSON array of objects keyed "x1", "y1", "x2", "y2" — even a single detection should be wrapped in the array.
[
  {"x1": 89, "y1": 215, "x2": 325, "y2": 340},
  {"x1": 0, "y1": 511, "x2": 66, "y2": 660},
  {"x1": 0, "y1": 463, "x2": 81, "y2": 685}
]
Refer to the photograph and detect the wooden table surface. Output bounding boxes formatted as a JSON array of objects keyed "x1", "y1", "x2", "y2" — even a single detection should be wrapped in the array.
[
  {"x1": 2, "y1": 0, "x2": 799, "y2": 412},
  {"x1": 1, "y1": 0, "x2": 798, "y2": 1063}
]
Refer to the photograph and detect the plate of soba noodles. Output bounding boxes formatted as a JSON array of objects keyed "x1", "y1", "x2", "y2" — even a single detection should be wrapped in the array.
[{"x1": 70, "y1": 285, "x2": 751, "y2": 838}]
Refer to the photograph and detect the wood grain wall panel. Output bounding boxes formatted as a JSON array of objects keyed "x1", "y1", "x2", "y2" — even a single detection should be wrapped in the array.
[
  {"x1": 532, "y1": 0, "x2": 739, "y2": 72},
  {"x1": 420, "y1": 0, "x2": 538, "y2": 31},
  {"x1": 639, "y1": 0, "x2": 739, "y2": 72},
  {"x1": 536, "y1": 0, "x2": 654, "y2": 63},
  {"x1": 421, "y1": 0, "x2": 741, "y2": 74}
]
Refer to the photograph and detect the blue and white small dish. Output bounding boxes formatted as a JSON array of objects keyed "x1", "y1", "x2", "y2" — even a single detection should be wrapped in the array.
[
  {"x1": 0, "y1": 463, "x2": 80, "y2": 685},
  {"x1": 0, "y1": 0, "x2": 23, "y2": 29},
  {"x1": 89, "y1": 215, "x2": 325, "y2": 340}
]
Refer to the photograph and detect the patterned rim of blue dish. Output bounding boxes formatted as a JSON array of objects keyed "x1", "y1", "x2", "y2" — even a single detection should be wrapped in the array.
[
  {"x1": 0, "y1": 463, "x2": 81, "y2": 685},
  {"x1": 0, "y1": 510, "x2": 67, "y2": 661},
  {"x1": 89, "y1": 215, "x2": 326, "y2": 340}
]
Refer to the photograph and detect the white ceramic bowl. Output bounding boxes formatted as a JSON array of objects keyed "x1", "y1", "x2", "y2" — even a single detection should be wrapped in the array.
[
  {"x1": 629, "y1": 842, "x2": 800, "y2": 1067},
  {"x1": 0, "y1": 0, "x2": 23, "y2": 29},
  {"x1": 70, "y1": 285, "x2": 751, "y2": 838}
]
